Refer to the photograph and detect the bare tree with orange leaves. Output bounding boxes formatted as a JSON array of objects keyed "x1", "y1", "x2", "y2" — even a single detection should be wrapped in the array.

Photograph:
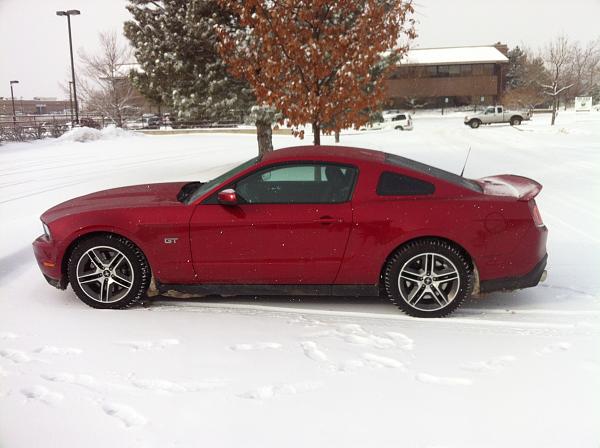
[{"x1": 217, "y1": 0, "x2": 416, "y2": 150}]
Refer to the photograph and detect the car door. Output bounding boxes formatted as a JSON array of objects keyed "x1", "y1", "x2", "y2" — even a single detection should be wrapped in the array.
[
  {"x1": 189, "y1": 162, "x2": 357, "y2": 284},
  {"x1": 496, "y1": 106, "x2": 504, "y2": 122},
  {"x1": 481, "y1": 106, "x2": 495, "y2": 124}
]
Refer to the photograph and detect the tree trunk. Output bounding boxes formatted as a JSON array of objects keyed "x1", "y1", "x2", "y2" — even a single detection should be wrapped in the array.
[
  {"x1": 551, "y1": 97, "x2": 557, "y2": 126},
  {"x1": 312, "y1": 122, "x2": 321, "y2": 145},
  {"x1": 256, "y1": 119, "x2": 273, "y2": 156},
  {"x1": 334, "y1": 130, "x2": 340, "y2": 143}
]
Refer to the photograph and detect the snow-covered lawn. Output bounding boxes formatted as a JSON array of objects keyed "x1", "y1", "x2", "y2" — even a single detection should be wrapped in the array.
[{"x1": 1, "y1": 112, "x2": 599, "y2": 447}]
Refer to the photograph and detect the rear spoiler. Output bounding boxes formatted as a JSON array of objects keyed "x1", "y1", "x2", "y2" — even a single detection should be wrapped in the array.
[{"x1": 476, "y1": 175, "x2": 542, "y2": 201}]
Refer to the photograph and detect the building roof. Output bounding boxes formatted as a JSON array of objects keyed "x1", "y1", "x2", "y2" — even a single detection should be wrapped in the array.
[{"x1": 399, "y1": 46, "x2": 509, "y2": 66}]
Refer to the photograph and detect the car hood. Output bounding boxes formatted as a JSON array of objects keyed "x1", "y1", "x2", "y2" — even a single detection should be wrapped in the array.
[{"x1": 41, "y1": 182, "x2": 189, "y2": 223}]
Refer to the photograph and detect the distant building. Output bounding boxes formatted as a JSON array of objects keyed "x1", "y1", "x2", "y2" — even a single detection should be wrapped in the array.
[
  {"x1": 0, "y1": 98, "x2": 71, "y2": 116},
  {"x1": 385, "y1": 43, "x2": 509, "y2": 109}
]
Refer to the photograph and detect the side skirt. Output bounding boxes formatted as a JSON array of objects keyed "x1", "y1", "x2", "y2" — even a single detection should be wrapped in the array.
[{"x1": 155, "y1": 282, "x2": 380, "y2": 299}]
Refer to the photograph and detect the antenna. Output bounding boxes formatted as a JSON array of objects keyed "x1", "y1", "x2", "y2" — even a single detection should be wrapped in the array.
[{"x1": 460, "y1": 146, "x2": 472, "y2": 177}]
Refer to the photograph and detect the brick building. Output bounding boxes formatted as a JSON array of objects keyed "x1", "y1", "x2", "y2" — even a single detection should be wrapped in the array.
[
  {"x1": 0, "y1": 98, "x2": 71, "y2": 116},
  {"x1": 385, "y1": 43, "x2": 509, "y2": 109}
]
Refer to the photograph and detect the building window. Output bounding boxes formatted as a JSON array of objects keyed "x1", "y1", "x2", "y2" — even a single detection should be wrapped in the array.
[
  {"x1": 461, "y1": 64, "x2": 472, "y2": 75},
  {"x1": 449, "y1": 65, "x2": 461, "y2": 76},
  {"x1": 437, "y1": 65, "x2": 450, "y2": 77},
  {"x1": 426, "y1": 65, "x2": 437, "y2": 77}
]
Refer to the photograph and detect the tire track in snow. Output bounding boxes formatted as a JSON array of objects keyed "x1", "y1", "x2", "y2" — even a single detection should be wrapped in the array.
[{"x1": 150, "y1": 301, "x2": 580, "y2": 330}]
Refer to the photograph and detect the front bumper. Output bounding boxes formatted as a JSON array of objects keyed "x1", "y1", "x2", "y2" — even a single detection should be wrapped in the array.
[
  {"x1": 479, "y1": 253, "x2": 548, "y2": 293},
  {"x1": 32, "y1": 234, "x2": 67, "y2": 289}
]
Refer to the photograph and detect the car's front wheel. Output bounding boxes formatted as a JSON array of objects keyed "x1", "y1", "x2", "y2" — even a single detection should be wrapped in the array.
[
  {"x1": 394, "y1": 125, "x2": 404, "y2": 131},
  {"x1": 67, "y1": 234, "x2": 150, "y2": 309},
  {"x1": 469, "y1": 119, "x2": 481, "y2": 129},
  {"x1": 384, "y1": 239, "x2": 473, "y2": 317}
]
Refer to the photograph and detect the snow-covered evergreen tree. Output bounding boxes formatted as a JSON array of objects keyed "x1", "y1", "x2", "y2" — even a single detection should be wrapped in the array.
[
  {"x1": 124, "y1": 0, "x2": 254, "y2": 122},
  {"x1": 506, "y1": 46, "x2": 527, "y2": 90}
]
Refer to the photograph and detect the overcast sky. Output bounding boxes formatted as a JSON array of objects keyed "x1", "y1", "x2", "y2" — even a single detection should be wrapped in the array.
[{"x1": 1, "y1": 0, "x2": 599, "y2": 99}]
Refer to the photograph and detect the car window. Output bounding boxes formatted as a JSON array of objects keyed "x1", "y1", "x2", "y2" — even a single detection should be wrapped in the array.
[
  {"x1": 485, "y1": 107, "x2": 494, "y2": 114},
  {"x1": 377, "y1": 172, "x2": 435, "y2": 196},
  {"x1": 186, "y1": 157, "x2": 260, "y2": 203},
  {"x1": 384, "y1": 153, "x2": 483, "y2": 193},
  {"x1": 497, "y1": 106, "x2": 503, "y2": 113},
  {"x1": 236, "y1": 163, "x2": 357, "y2": 204},
  {"x1": 392, "y1": 114, "x2": 406, "y2": 121}
]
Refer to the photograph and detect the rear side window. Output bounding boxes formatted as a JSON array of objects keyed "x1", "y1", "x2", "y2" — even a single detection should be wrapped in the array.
[
  {"x1": 384, "y1": 153, "x2": 482, "y2": 193},
  {"x1": 377, "y1": 172, "x2": 435, "y2": 196}
]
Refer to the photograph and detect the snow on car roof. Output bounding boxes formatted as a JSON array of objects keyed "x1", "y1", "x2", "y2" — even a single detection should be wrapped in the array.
[{"x1": 399, "y1": 46, "x2": 509, "y2": 66}]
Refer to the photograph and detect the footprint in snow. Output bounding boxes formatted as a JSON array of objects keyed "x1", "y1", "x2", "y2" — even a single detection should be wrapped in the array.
[
  {"x1": 21, "y1": 385, "x2": 63, "y2": 406},
  {"x1": 131, "y1": 377, "x2": 226, "y2": 393},
  {"x1": 102, "y1": 401, "x2": 147, "y2": 427},
  {"x1": 118, "y1": 338, "x2": 180, "y2": 351},
  {"x1": 229, "y1": 342, "x2": 282, "y2": 351},
  {"x1": 336, "y1": 359, "x2": 366, "y2": 372},
  {"x1": 239, "y1": 381, "x2": 323, "y2": 400},
  {"x1": 300, "y1": 341, "x2": 328, "y2": 362},
  {"x1": 0, "y1": 348, "x2": 31, "y2": 364},
  {"x1": 536, "y1": 342, "x2": 571, "y2": 355},
  {"x1": 41, "y1": 372, "x2": 98, "y2": 390},
  {"x1": 385, "y1": 332, "x2": 415, "y2": 351},
  {"x1": 416, "y1": 373, "x2": 472, "y2": 386},
  {"x1": 308, "y1": 325, "x2": 413, "y2": 350},
  {"x1": 362, "y1": 353, "x2": 405, "y2": 369},
  {"x1": 34, "y1": 346, "x2": 83, "y2": 355},
  {"x1": 461, "y1": 355, "x2": 517, "y2": 372}
]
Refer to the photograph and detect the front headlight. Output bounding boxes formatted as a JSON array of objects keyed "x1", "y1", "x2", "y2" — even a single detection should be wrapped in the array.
[{"x1": 42, "y1": 221, "x2": 51, "y2": 240}]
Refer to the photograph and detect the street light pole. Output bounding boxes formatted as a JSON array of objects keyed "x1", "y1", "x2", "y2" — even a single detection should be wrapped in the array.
[
  {"x1": 56, "y1": 9, "x2": 80, "y2": 124},
  {"x1": 9, "y1": 80, "x2": 19, "y2": 127},
  {"x1": 68, "y1": 81, "x2": 74, "y2": 123}
]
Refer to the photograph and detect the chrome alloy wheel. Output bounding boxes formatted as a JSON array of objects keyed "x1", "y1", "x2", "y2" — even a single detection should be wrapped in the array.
[
  {"x1": 398, "y1": 252, "x2": 461, "y2": 312},
  {"x1": 75, "y1": 246, "x2": 134, "y2": 303}
]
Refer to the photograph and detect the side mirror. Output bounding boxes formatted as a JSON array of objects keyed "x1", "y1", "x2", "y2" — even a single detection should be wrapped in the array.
[{"x1": 217, "y1": 188, "x2": 238, "y2": 205}]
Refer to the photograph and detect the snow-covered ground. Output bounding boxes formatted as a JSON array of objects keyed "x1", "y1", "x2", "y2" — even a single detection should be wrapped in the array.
[{"x1": 1, "y1": 112, "x2": 599, "y2": 447}]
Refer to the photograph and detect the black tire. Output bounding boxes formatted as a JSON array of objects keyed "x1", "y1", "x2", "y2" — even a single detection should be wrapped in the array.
[
  {"x1": 67, "y1": 234, "x2": 150, "y2": 309},
  {"x1": 510, "y1": 116, "x2": 522, "y2": 126},
  {"x1": 384, "y1": 239, "x2": 473, "y2": 318},
  {"x1": 394, "y1": 125, "x2": 404, "y2": 131},
  {"x1": 469, "y1": 119, "x2": 481, "y2": 129}
]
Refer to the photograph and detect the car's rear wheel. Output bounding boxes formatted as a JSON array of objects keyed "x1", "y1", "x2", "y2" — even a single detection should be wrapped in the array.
[
  {"x1": 469, "y1": 119, "x2": 481, "y2": 129},
  {"x1": 384, "y1": 239, "x2": 473, "y2": 317},
  {"x1": 394, "y1": 125, "x2": 404, "y2": 131},
  {"x1": 67, "y1": 234, "x2": 150, "y2": 309},
  {"x1": 510, "y1": 116, "x2": 522, "y2": 126}
]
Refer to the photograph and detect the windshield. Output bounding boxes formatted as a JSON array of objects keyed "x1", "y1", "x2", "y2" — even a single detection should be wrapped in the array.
[{"x1": 186, "y1": 156, "x2": 260, "y2": 204}]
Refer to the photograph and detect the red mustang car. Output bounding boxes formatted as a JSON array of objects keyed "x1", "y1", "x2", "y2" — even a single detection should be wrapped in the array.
[{"x1": 33, "y1": 146, "x2": 547, "y2": 317}]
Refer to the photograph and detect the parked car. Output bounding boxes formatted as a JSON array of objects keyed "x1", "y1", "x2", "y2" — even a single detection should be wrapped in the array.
[
  {"x1": 384, "y1": 113, "x2": 413, "y2": 131},
  {"x1": 464, "y1": 105, "x2": 531, "y2": 128},
  {"x1": 33, "y1": 146, "x2": 547, "y2": 317},
  {"x1": 142, "y1": 114, "x2": 161, "y2": 129}
]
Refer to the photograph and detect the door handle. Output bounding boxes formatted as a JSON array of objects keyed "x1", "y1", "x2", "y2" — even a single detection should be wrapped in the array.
[{"x1": 314, "y1": 216, "x2": 342, "y2": 224}]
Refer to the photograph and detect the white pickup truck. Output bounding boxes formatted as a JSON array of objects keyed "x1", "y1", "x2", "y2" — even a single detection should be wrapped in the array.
[{"x1": 464, "y1": 106, "x2": 531, "y2": 128}]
